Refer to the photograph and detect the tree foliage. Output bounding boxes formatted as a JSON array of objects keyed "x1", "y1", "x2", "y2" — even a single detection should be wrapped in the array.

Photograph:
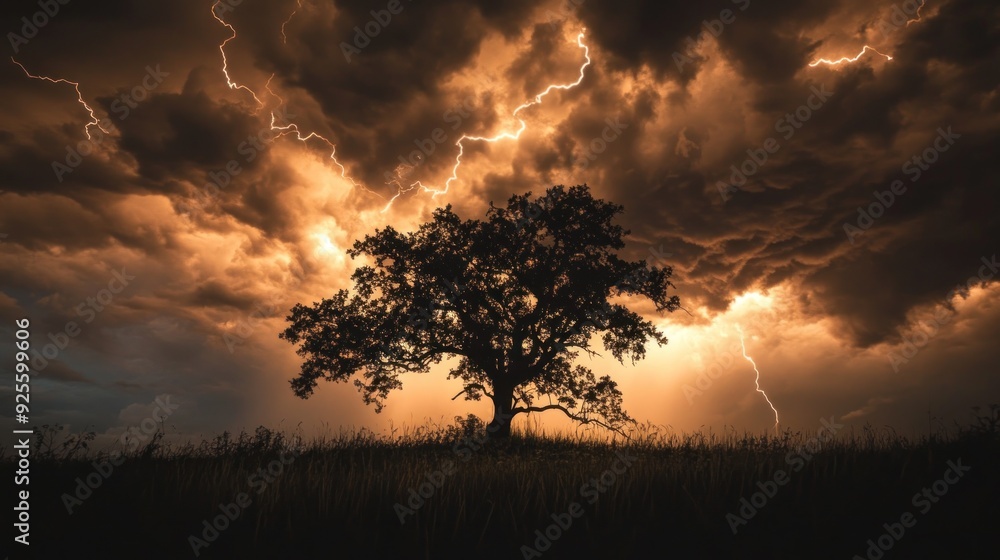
[{"x1": 280, "y1": 185, "x2": 681, "y2": 437}]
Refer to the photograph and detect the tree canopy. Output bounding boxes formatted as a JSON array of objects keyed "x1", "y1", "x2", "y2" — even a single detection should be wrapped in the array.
[{"x1": 280, "y1": 185, "x2": 681, "y2": 437}]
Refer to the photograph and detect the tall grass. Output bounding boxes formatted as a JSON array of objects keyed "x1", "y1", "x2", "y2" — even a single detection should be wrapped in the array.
[{"x1": 10, "y1": 406, "x2": 999, "y2": 559}]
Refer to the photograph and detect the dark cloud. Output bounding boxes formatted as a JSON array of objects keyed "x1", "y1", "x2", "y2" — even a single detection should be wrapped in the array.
[
  {"x1": 569, "y1": 0, "x2": 1000, "y2": 346},
  {"x1": 0, "y1": 0, "x2": 997, "y2": 437}
]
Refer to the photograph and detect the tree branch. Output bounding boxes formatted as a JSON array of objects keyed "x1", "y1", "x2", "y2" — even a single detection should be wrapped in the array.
[
  {"x1": 451, "y1": 383, "x2": 493, "y2": 401},
  {"x1": 511, "y1": 403, "x2": 632, "y2": 440}
]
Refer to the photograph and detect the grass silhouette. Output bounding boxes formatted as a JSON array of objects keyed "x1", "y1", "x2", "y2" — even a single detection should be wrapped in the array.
[{"x1": 8, "y1": 407, "x2": 999, "y2": 559}]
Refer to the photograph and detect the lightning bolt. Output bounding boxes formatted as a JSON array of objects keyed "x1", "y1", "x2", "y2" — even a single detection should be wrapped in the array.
[
  {"x1": 281, "y1": 0, "x2": 302, "y2": 45},
  {"x1": 736, "y1": 324, "x2": 780, "y2": 433},
  {"x1": 211, "y1": 2, "x2": 264, "y2": 109},
  {"x1": 905, "y1": 0, "x2": 927, "y2": 26},
  {"x1": 380, "y1": 30, "x2": 592, "y2": 213},
  {"x1": 808, "y1": 0, "x2": 927, "y2": 68},
  {"x1": 12, "y1": 2, "x2": 589, "y2": 208},
  {"x1": 213, "y1": 1, "x2": 591, "y2": 211},
  {"x1": 808, "y1": 45, "x2": 893, "y2": 68},
  {"x1": 10, "y1": 57, "x2": 109, "y2": 140},
  {"x1": 210, "y1": 0, "x2": 379, "y2": 199}
]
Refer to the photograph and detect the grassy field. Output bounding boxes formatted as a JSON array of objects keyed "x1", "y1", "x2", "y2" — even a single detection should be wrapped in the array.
[{"x1": 9, "y1": 408, "x2": 1000, "y2": 559}]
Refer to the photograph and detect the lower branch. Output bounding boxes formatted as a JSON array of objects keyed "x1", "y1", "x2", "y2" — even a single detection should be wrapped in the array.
[{"x1": 511, "y1": 403, "x2": 632, "y2": 440}]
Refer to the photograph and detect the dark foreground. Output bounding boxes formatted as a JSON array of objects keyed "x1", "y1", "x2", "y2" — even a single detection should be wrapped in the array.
[{"x1": 7, "y1": 409, "x2": 1000, "y2": 559}]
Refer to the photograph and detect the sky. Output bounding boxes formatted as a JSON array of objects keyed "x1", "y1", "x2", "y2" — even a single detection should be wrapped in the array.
[{"x1": 0, "y1": 0, "x2": 997, "y2": 446}]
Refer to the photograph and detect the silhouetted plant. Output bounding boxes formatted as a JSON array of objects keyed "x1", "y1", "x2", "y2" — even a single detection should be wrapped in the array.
[{"x1": 281, "y1": 185, "x2": 681, "y2": 438}]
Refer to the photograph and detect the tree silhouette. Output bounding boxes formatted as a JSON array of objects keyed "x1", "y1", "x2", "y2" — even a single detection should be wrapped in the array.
[{"x1": 280, "y1": 185, "x2": 681, "y2": 438}]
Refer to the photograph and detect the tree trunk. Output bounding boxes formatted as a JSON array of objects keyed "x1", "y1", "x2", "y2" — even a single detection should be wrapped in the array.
[{"x1": 488, "y1": 381, "x2": 515, "y2": 439}]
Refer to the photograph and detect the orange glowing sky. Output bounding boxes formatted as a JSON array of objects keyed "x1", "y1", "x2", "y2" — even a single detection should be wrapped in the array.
[{"x1": 1, "y1": 0, "x2": 998, "y2": 444}]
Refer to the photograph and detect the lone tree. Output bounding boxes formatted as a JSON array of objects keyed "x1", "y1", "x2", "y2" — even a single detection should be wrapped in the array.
[{"x1": 280, "y1": 185, "x2": 680, "y2": 438}]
